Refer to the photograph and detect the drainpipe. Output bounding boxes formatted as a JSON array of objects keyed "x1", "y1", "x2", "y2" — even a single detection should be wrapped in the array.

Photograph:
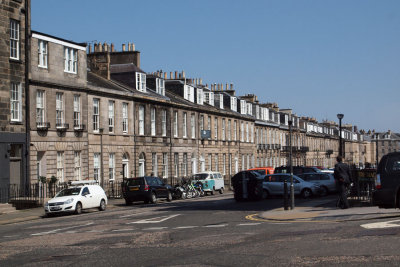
[{"x1": 24, "y1": 0, "x2": 30, "y2": 184}]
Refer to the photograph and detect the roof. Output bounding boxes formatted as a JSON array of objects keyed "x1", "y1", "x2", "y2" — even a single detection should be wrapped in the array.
[{"x1": 110, "y1": 63, "x2": 145, "y2": 74}]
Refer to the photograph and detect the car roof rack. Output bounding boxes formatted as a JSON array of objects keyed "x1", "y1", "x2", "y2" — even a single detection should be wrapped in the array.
[{"x1": 69, "y1": 180, "x2": 99, "y2": 186}]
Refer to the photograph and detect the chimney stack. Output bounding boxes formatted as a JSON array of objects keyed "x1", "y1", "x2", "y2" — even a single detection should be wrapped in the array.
[
  {"x1": 111, "y1": 43, "x2": 115, "y2": 52},
  {"x1": 103, "y1": 43, "x2": 107, "y2": 52},
  {"x1": 164, "y1": 72, "x2": 167, "y2": 79},
  {"x1": 182, "y1": 70, "x2": 185, "y2": 78},
  {"x1": 230, "y1": 83, "x2": 234, "y2": 90},
  {"x1": 88, "y1": 45, "x2": 92, "y2": 53},
  {"x1": 122, "y1": 44, "x2": 126, "y2": 51},
  {"x1": 170, "y1": 72, "x2": 173, "y2": 79},
  {"x1": 175, "y1": 71, "x2": 178, "y2": 79}
]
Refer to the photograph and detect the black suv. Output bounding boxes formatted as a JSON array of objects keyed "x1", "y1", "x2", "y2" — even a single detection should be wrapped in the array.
[
  {"x1": 122, "y1": 176, "x2": 173, "y2": 205},
  {"x1": 373, "y1": 152, "x2": 400, "y2": 208},
  {"x1": 274, "y1": 166, "x2": 321, "y2": 175}
]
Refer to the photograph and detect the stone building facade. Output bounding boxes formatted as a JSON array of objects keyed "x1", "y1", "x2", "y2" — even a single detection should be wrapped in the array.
[{"x1": 0, "y1": 0, "x2": 30, "y2": 194}]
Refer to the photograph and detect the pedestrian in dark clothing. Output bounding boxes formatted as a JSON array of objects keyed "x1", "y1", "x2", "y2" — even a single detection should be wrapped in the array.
[{"x1": 334, "y1": 155, "x2": 352, "y2": 209}]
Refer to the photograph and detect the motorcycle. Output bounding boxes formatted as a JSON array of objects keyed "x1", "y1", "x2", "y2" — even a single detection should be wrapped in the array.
[
  {"x1": 172, "y1": 184, "x2": 187, "y2": 199},
  {"x1": 193, "y1": 181, "x2": 205, "y2": 197}
]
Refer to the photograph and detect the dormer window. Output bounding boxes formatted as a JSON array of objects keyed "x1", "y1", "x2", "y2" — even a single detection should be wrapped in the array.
[
  {"x1": 184, "y1": 85, "x2": 195, "y2": 102},
  {"x1": 247, "y1": 103, "x2": 253, "y2": 116},
  {"x1": 136, "y1": 73, "x2": 146, "y2": 92},
  {"x1": 196, "y1": 88, "x2": 203, "y2": 105},
  {"x1": 217, "y1": 94, "x2": 223, "y2": 109},
  {"x1": 255, "y1": 106, "x2": 260, "y2": 120},
  {"x1": 204, "y1": 92, "x2": 214, "y2": 106},
  {"x1": 230, "y1": 97, "x2": 237, "y2": 111},
  {"x1": 156, "y1": 78, "x2": 165, "y2": 96},
  {"x1": 240, "y1": 100, "x2": 247, "y2": 115},
  {"x1": 64, "y1": 47, "x2": 77, "y2": 74}
]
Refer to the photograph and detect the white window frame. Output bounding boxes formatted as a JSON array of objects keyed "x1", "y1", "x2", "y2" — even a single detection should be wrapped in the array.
[
  {"x1": 214, "y1": 117, "x2": 218, "y2": 140},
  {"x1": 122, "y1": 103, "x2": 128, "y2": 133},
  {"x1": 139, "y1": 105, "x2": 144, "y2": 135},
  {"x1": 10, "y1": 19, "x2": 19, "y2": 60},
  {"x1": 73, "y1": 95, "x2": 81, "y2": 128},
  {"x1": 156, "y1": 78, "x2": 165, "y2": 96},
  {"x1": 174, "y1": 153, "x2": 179, "y2": 177},
  {"x1": 191, "y1": 114, "x2": 196, "y2": 139},
  {"x1": 64, "y1": 47, "x2": 77, "y2": 73},
  {"x1": 183, "y1": 153, "x2": 188, "y2": 176},
  {"x1": 196, "y1": 89, "x2": 204, "y2": 105},
  {"x1": 227, "y1": 120, "x2": 231, "y2": 141},
  {"x1": 208, "y1": 116, "x2": 211, "y2": 131},
  {"x1": 162, "y1": 109, "x2": 167, "y2": 136},
  {"x1": 36, "y1": 90, "x2": 45, "y2": 124},
  {"x1": 74, "y1": 151, "x2": 81, "y2": 180},
  {"x1": 241, "y1": 122, "x2": 244, "y2": 142},
  {"x1": 109, "y1": 153, "x2": 115, "y2": 181},
  {"x1": 94, "y1": 153, "x2": 100, "y2": 181},
  {"x1": 222, "y1": 119, "x2": 226, "y2": 141},
  {"x1": 215, "y1": 154, "x2": 219, "y2": 172},
  {"x1": 208, "y1": 154, "x2": 212, "y2": 171},
  {"x1": 108, "y1": 101, "x2": 115, "y2": 133},
  {"x1": 38, "y1": 40, "x2": 48, "y2": 68},
  {"x1": 56, "y1": 93, "x2": 64, "y2": 127},
  {"x1": 162, "y1": 152, "x2": 168, "y2": 178},
  {"x1": 246, "y1": 123, "x2": 249, "y2": 142},
  {"x1": 151, "y1": 107, "x2": 156, "y2": 136},
  {"x1": 230, "y1": 97, "x2": 237, "y2": 112},
  {"x1": 136, "y1": 73, "x2": 146, "y2": 92},
  {"x1": 93, "y1": 99, "x2": 99, "y2": 132},
  {"x1": 10, "y1": 82, "x2": 22, "y2": 122},
  {"x1": 174, "y1": 111, "x2": 178, "y2": 137},
  {"x1": 251, "y1": 124, "x2": 254, "y2": 143},
  {"x1": 183, "y1": 112, "x2": 187, "y2": 138},
  {"x1": 223, "y1": 154, "x2": 226, "y2": 175},
  {"x1": 234, "y1": 120, "x2": 237, "y2": 141},
  {"x1": 57, "y1": 151, "x2": 64, "y2": 183}
]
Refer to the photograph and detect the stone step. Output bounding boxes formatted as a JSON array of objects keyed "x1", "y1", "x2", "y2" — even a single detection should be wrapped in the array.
[{"x1": 0, "y1": 203, "x2": 17, "y2": 214}]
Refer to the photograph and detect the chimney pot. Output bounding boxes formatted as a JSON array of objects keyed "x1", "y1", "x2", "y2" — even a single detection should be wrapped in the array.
[
  {"x1": 226, "y1": 83, "x2": 229, "y2": 90},
  {"x1": 170, "y1": 72, "x2": 173, "y2": 79},
  {"x1": 230, "y1": 83, "x2": 233, "y2": 90},
  {"x1": 88, "y1": 44, "x2": 92, "y2": 53},
  {"x1": 175, "y1": 71, "x2": 178, "y2": 79},
  {"x1": 179, "y1": 73, "x2": 182, "y2": 79},
  {"x1": 164, "y1": 72, "x2": 167, "y2": 79},
  {"x1": 99, "y1": 42, "x2": 103, "y2": 52},
  {"x1": 200, "y1": 78, "x2": 203, "y2": 85},
  {"x1": 131, "y1": 43, "x2": 135, "y2": 51},
  {"x1": 111, "y1": 43, "x2": 115, "y2": 52},
  {"x1": 182, "y1": 71, "x2": 185, "y2": 78},
  {"x1": 122, "y1": 44, "x2": 126, "y2": 51},
  {"x1": 103, "y1": 43, "x2": 107, "y2": 52}
]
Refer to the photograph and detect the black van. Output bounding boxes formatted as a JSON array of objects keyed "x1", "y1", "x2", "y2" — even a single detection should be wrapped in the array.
[{"x1": 373, "y1": 152, "x2": 400, "y2": 208}]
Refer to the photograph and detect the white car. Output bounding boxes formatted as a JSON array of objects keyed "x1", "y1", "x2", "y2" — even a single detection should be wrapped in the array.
[{"x1": 44, "y1": 181, "x2": 107, "y2": 216}]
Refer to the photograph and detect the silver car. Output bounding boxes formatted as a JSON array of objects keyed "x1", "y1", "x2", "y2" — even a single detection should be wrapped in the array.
[
  {"x1": 297, "y1": 172, "x2": 337, "y2": 196},
  {"x1": 262, "y1": 174, "x2": 322, "y2": 198}
]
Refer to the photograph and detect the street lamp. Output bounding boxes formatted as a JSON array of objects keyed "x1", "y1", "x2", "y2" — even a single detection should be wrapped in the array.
[
  {"x1": 375, "y1": 133, "x2": 379, "y2": 168},
  {"x1": 288, "y1": 117, "x2": 294, "y2": 210},
  {"x1": 99, "y1": 128, "x2": 104, "y2": 188},
  {"x1": 337, "y1": 114, "x2": 344, "y2": 158}
]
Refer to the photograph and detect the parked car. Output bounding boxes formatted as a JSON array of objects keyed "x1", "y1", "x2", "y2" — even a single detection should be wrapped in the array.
[
  {"x1": 262, "y1": 174, "x2": 323, "y2": 198},
  {"x1": 192, "y1": 171, "x2": 224, "y2": 195},
  {"x1": 231, "y1": 171, "x2": 264, "y2": 201},
  {"x1": 297, "y1": 172, "x2": 337, "y2": 196},
  {"x1": 122, "y1": 176, "x2": 173, "y2": 205},
  {"x1": 248, "y1": 167, "x2": 275, "y2": 175},
  {"x1": 274, "y1": 166, "x2": 321, "y2": 175},
  {"x1": 373, "y1": 152, "x2": 400, "y2": 208},
  {"x1": 44, "y1": 181, "x2": 107, "y2": 216}
]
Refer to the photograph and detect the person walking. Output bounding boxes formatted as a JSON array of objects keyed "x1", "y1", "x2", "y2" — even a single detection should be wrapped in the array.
[{"x1": 334, "y1": 155, "x2": 352, "y2": 209}]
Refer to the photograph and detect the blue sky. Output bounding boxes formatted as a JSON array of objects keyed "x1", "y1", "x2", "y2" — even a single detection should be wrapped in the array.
[{"x1": 31, "y1": 0, "x2": 400, "y2": 132}]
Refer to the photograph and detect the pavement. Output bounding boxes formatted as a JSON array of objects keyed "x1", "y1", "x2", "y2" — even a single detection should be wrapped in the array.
[
  {"x1": 256, "y1": 196, "x2": 400, "y2": 222},
  {"x1": 1, "y1": 195, "x2": 400, "y2": 226}
]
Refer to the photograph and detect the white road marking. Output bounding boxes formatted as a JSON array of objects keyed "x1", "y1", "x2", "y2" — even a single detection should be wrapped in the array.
[
  {"x1": 86, "y1": 230, "x2": 104, "y2": 233},
  {"x1": 268, "y1": 222, "x2": 292, "y2": 225},
  {"x1": 143, "y1": 227, "x2": 168, "y2": 230},
  {"x1": 65, "y1": 231, "x2": 77, "y2": 234},
  {"x1": 237, "y1": 223, "x2": 262, "y2": 226},
  {"x1": 31, "y1": 222, "x2": 94, "y2": 236},
  {"x1": 203, "y1": 224, "x2": 227, "y2": 228},
  {"x1": 174, "y1": 226, "x2": 199, "y2": 229},
  {"x1": 361, "y1": 219, "x2": 400, "y2": 229},
  {"x1": 120, "y1": 211, "x2": 151, "y2": 218},
  {"x1": 112, "y1": 228, "x2": 136, "y2": 232},
  {"x1": 3, "y1": 235, "x2": 19, "y2": 238},
  {"x1": 127, "y1": 214, "x2": 181, "y2": 224}
]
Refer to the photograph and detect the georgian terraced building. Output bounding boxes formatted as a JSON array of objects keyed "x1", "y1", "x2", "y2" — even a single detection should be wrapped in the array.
[{"x1": 25, "y1": 30, "x2": 374, "y2": 187}]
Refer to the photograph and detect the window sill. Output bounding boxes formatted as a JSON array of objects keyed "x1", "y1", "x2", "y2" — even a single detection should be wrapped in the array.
[
  {"x1": 64, "y1": 70, "x2": 77, "y2": 74},
  {"x1": 9, "y1": 58, "x2": 22, "y2": 64},
  {"x1": 10, "y1": 121, "x2": 23, "y2": 125},
  {"x1": 38, "y1": 65, "x2": 48, "y2": 69}
]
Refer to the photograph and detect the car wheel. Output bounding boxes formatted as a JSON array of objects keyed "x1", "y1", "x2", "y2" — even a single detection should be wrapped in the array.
[
  {"x1": 301, "y1": 188, "x2": 312, "y2": 198},
  {"x1": 75, "y1": 202, "x2": 82, "y2": 215},
  {"x1": 167, "y1": 191, "x2": 172, "y2": 202},
  {"x1": 320, "y1": 186, "x2": 328, "y2": 197},
  {"x1": 150, "y1": 192, "x2": 157, "y2": 204},
  {"x1": 219, "y1": 188, "x2": 224, "y2": 194},
  {"x1": 125, "y1": 199, "x2": 133, "y2": 206},
  {"x1": 262, "y1": 189, "x2": 269, "y2": 199},
  {"x1": 99, "y1": 199, "x2": 106, "y2": 211}
]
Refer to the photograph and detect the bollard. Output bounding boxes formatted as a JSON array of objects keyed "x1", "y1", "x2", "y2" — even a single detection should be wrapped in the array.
[{"x1": 283, "y1": 180, "x2": 289, "y2": 210}]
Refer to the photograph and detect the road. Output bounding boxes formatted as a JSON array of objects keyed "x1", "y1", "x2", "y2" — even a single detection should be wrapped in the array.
[{"x1": 1, "y1": 193, "x2": 400, "y2": 266}]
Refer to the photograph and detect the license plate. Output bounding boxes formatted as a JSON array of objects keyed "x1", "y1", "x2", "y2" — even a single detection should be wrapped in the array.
[
  {"x1": 129, "y1": 187, "x2": 139, "y2": 191},
  {"x1": 50, "y1": 206, "x2": 60, "y2": 211}
]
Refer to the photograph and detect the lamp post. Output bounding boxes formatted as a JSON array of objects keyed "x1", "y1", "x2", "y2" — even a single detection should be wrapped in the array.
[
  {"x1": 289, "y1": 117, "x2": 294, "y2": 210},
  {"x1": 99, "y1": 128, "x2": 104, "y2": 188},
  {"x1": 375, "y1": 133, "x2": 379, "y2": 168},
  {"x1": 337, "y1": 114, "x2": 344, "y2": 158}
]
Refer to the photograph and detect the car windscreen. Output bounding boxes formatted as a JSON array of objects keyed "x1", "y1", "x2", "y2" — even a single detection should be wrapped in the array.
[
  {"x1": 127, "y1": 178, "x2": 144, "y2": 186},
  {"x1": 193, "y1": 174, "x2": 208, "y2": 180},
  {"x1": 56, "y1": 188, "x2": 81, "y2": 197},
  {"x1": 253, "y1": 170, "x2": 266, "y2": 175}
]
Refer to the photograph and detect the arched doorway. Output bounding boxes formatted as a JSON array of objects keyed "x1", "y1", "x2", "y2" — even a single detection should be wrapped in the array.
[
  {"x1": 122, "y1": 153, "x2": 129, "y2": 179},
  {"x1": 139, "y1": 152, "x2": 146, "y2": 177}
]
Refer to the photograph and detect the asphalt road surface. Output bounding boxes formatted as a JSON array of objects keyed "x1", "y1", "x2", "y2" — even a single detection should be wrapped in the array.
[{"x1": 1, "y1": 193, "x2": 400, "y2": 266}]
